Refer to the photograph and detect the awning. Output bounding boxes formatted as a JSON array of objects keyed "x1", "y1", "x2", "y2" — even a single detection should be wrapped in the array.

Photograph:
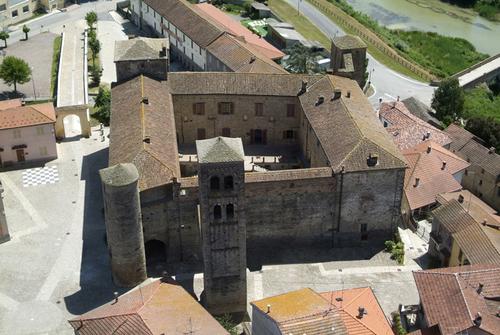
[{"x1": 12, "y1": 144, "x2": 27, "y2": 150}]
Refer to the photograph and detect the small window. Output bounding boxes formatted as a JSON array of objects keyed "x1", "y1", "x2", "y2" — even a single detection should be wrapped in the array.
[
  {"x1": 226, "y1": 204, "x2": 234, "y2": 220},
  {"x1": 12, "y1": 10, "x2": 18, "y2": 17},
  {"x1": 0, "y1": 4, "x2": 6, "y2": 11},
  {"x1": 210, "y1": 176, "x2": 220, "y2": 191},
  {"x1": 222, "y1": 128, "x2": 231, "y2": 137},
  {"x1": 218, "y1": 102, "x2": 234, "y2": 115},
  {"x1": 464, "y1": 169, "x2": 468, "y2": 176},
  {"x1": 283, "y1": 130, "x2": 295, "y2": 140},
  {"x1": 255, "y1": 103, "x2": 263, "y2": 116},
  {"x1": 224, "y1": 176, "x2": 233, "y2": 190},
  {"x1": 479, "y1": 180, "x2": 483, "y2": 186},
  {"x1": 286, "y1": 104, "x2": 295, "y2": 117},
  {"x1": 36, "y1": 127, "x2": 45, "y2": 135},
  {"x1": 193, "y1": 102, "x2": 205, "y2": 115},
  {"x1": 23, "y1": 6, "x2": 29, "y2": 13},
  {"x1": 360, "y1": 223, "x2": 368, "y2": 240},
  {"x1": 13, "y1": 129, "x2": 21, "y2": 138},
  {"x1": 197, "y1": 128, "x2": 206, "y2": 140},
  {"x1": 214, "y1": 205, "x2": 222, "y2": 220},
  {"x1": 481, "y1": 168, "x2": 485, "y2": 174}
]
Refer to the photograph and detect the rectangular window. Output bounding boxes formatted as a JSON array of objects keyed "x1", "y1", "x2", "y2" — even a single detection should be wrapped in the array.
[
  {"x1": 23, "y1": 6, "x2": 29, "y2": 13},
  {"x1": 479, "y1": 180, "x2": 483, "y2": 185},
  {"x1": 193, "y1": 102, "x2": 205, "y2": 115},
  {"x1": 283, "y1": 130, "x2": 295, "y2": 140},
  {"x1": 12, "y1": 10, "x2": 18, "y2": 17},
  {"x1": 222, "y1": 128, "x2": 231, "y2": 137},
  {"x1": 286, "y1": 104, "x2": 295, "y2": 117},
  {"x1": 0, "y1": 4, "x2": 6, "y2": 11},
  {"x1": 197, "y1": 128, "x2": 206, "y2": 140},
  {"x1": 360, "y1": 223, "x2": 368, "y2": 240},
  {"x1": 39, "y1": 146, "x2": 48, "y2": 156},
  {"x1": 255, "y1": 103, "x2": 263, "y2": 116},
  {"x1": 36, "y1": 127, "x2": 45, "y2": 135},
  {"x1": 13, "y1": 129, "x2": 21, "y2": 138},
  {"x1": 218, "y1": 102, "x2": 234, "y2": 115}
]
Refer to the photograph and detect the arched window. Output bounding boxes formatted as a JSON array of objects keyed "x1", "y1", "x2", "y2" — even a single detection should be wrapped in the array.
[
  {"x1": 224, "y1": 176, "x2": 234, "y2": 190},
  {"x1": 226, "y1": 204, "x2": 235, "y2": 220},
  {"x1": 214, "y1": 205, "x2": 222, "y2": 220},
  {"x1": 210, "y1": 176, "x2": 220, "y2": 190}
]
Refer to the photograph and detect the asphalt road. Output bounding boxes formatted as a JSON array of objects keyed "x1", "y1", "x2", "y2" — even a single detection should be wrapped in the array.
[{"x1": 287, "y1": 0, "x2": 435, "y2": 106}]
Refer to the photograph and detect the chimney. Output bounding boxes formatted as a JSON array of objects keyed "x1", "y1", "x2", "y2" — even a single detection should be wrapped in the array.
[
  {"x1": 441, "y1": 161, "x2": 447, "y2": 170},
  {"x1": 299, "y1": 80, "x2": 308, "y2": 95},
  {"x1": 159, "y1": 46, "x2": 167, "y2": 57},
  {"x1": 249, "y1": 56, "x2": 256, "y2": 64},
  {"x1": 316, "y1": 95, "x2": 325, "y2": 106},
  {"x1": 143, "y1": 136, "x2": 151, "y2": 144},
  {"x1": 397, "y1": 95, "x2": 400, "y2": 101},
  {"x1": 367, "y1": 153, "x2": 379, "y2": 167},
  {"x1": 357, "y1": 306, "x2": 366, "y2": 318},
  {"x1": 114, "y1": 292, "x2": 119, "y2": 303},
  {"x1": 267, "y1": 304, "x2": 271, "y2": 314},
  {"x1": 474, "y1": 312, "x2": 482, "y2": 326},
  {"x1": 477, "y1": 283, "x2": 484, "y2": 294},
  {"x1": 142, "y1": 97, "x2": 149, "y2": 104},
  {"x1": 458, "y1": 194, "x2": 464, "y2": 203},
  {"x1": 332, "y1": 89, "x2": 342, "y2": 100},
  {"x1": 414, "y1": 178, "x2": 420, "y2": 187},
  {"x1": 489, "y1": 147, "x2": 496, "y2": 154},
  {"x1": 346, "y1": 90, "x2": 351, "y2": 98},
  {"x1": 426, "y1": 131, "x2": 431, "y2": 139},
  {"x1": 427, "y1": 146, "x2": 431, "y2": 153}
]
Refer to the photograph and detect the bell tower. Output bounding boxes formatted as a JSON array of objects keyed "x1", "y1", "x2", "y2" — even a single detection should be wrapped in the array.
[{"x1": 196, "y1": 137, "x2": 247, "y2": 315}]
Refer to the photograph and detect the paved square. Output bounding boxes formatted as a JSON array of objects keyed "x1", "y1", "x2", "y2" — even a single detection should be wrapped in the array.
[{"x1": 22, "y1": 166, "x2": 59, "y2": 187}]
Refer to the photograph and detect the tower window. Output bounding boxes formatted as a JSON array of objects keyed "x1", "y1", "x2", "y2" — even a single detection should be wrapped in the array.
[
  {"x1": 226, "y1": 204, "x2": 234, "y2": 220},
  {"x1": 214, "y1": 205, "x2": 222, "y2": 220},
  {"x1": 224, "y1": 176, "x2": 234, "y2": 190},
  {"x1": 222, "y1": 128, "x2": 231, "y2": 137},
  {"x1": 210, "y1": 176, "x2": 220, "y2": 190}
]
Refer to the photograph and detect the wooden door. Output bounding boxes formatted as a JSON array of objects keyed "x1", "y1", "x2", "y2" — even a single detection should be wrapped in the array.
[{"x1": 16, "y1": 149, "x2": 25, "y2": 162}]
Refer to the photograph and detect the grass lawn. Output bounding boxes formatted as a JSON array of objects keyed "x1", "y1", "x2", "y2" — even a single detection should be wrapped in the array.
[
  {"x1": 50, "y1": 35, "x2": 62, "y2": 98},
  {"x1": 464, "y1": 86, "x2": 500, "y2": 122},
  {"x1": 269, "y1": 0, "x2": 425, "y2": 81}
]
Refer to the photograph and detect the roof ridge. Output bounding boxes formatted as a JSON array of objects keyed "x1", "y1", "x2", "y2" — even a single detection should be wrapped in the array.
[
  {"x1": 137, "y1": 280, "x2": 163, "y2": 314},
  {"x1": 71, "y1": 312, "x2": 141, "y2": 323},
  {"x1": 455, "y1": 273, "x2": 475, "y2": 326}
]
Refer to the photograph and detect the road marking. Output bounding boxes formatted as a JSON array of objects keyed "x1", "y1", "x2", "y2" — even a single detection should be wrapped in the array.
[{"x1": 384, "y1": 93, "x2": 397, "y2": 100}]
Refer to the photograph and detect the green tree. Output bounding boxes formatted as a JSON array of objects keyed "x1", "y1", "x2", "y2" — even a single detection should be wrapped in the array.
[
  {"x1": 284, "y1": 44, "x2": 319, "y2": 74},
  {"x1": 215, "y1": 314, "x2": 238, "y2": 335},
  {"x1": 90, "y1": 65, "x2": 102, "y2": 87},
  {"x1": 0, "y1": 56, "x2": 32, "y2": 93},
  {"x1": 88, "y1": 37, "x2": 101, "y2": 67},
  {"x1": 0, "y1": 31, "x2": 9, "y2": 48},
  {"x1": 465, "y1": 116, "x2": 500, "y2": 151},
  {"x1": 93, "y1": 86, "x2": 111, "y2": 125},
  {"x1": 85, "y1": 11, "x2": 98, "y2": 30},
  {"x1": 22, "y1": 25, "x2": 30, "y2": 40},
  {"x1": 431, "y1": 77, "x2": 465, "y2": 124}
]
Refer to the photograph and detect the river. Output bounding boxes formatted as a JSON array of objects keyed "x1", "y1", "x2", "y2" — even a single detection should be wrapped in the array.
[{"x1": 346, "y1": 0, "x2": 500, "y2": 55}]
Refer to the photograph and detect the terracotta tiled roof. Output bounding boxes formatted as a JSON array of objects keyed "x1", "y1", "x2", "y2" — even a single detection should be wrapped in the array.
[
  {"x1": 114, "y1": 38, "x2": 168, "y2": 62},
  {"x1": 320, "y1": 287, "x2": 394, "y2": 335},
  {"x1": 379, "y1": 101, "x2": 451, "y2": 151},
  {"x1": 251, "y1": 288, "x2": 348, "y2": 335},
  {"x1": 0, "y1": 98, "x2": 22, "y2": 110},
  {"x1": 196, "y1": 3, "x2": 284, "y2": 60},
  {"x1": 445, "y1": 124, "x2": 500, "y2": 176},
  {"x1": 206, "y1": 33, "x2": 286, "y2": 74},
  {"x1": 401, "y1": 97, "x2": 441, "y2": 128},
  {"x1": 69, "y1": 278, "x2": 229, "y2": 335},
  {"x1": 407, "y1": 325, "x2": 441, "y2": 335},
  {"x1": 196, "y1": 136, "x2": 244, "y2": 163},
  {"x1": 413, "y1": 265, "x2": 500, "y2": 335},
  {"x1": 109, "y1": 75, "x2": 180, "y2": 190},
  {"x1": 300, "y1": 75, "x2": 406, "y2": 172},
  {"x1": 432, "y1": 199, "x2": 500, "y2": 265},
  {"x1": 402, "y1": 140, "x2": 469, "y2": 210},
  {"x1": 0, "y1": 102, "x2": 56, "y2": 130},
  {"x1": 245, "y1": 167, "x2": 333, "y2": 183},
  {"x1": 144, "y1": 0, "x2": 224, "y2": 48}
]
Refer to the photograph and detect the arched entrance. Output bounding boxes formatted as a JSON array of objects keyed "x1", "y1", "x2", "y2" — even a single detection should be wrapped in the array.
[
  {"x1": 145, "y1": 239, "x2": 167, "y2": 276},
  {"x1": 63, "y1": 115, "x2": 82, "y2": 138},
  {"x1": 55, "y1": 106, "x2": 91, "y2": 139}
]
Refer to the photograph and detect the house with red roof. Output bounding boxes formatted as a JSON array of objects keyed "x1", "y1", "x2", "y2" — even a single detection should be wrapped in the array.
[{"x1": 0, "y1": 99, "x2": 57, "y2": 167}]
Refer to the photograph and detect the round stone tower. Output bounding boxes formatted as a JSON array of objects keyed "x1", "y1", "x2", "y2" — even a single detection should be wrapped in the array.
[{"x1": 99, "y1": 163, "x2": 147, "y2": 287}]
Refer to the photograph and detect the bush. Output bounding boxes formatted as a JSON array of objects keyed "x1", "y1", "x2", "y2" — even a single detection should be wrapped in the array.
[
  {"x1": 385, "y1": 240, "x2": 396, "y2": 252},
  {"x1": 90, "y1": 65, "x2": 102, "y2": 87},
  {"x1": 385, "y1": 234, "x2": 405, "y2": 265},
  {"x1": 392, "y1": 313, "x2": 407, "y2": 335}
]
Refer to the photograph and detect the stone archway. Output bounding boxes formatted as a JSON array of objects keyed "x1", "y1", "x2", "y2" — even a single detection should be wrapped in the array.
[{"x1": 55, "y1": 105, "x2": 91, "y2": 139}]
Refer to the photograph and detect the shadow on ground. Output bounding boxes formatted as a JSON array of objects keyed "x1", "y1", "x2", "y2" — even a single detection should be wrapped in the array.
[{"x1": 64, "y1": 146, "x2": 129, "y2": 315}]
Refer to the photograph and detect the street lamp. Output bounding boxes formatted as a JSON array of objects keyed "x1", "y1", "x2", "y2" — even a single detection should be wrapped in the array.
[
  {"x1": 30, "y1": 67, "x2": 36, "y2": 100},
  {"x1": 368, "y1": 68, "x2": 375, "y2": 85}
]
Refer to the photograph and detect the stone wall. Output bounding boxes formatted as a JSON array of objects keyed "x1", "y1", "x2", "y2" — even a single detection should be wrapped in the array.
[
  {"x1": 172, "y1": 95, "x2": 300, "y2": 145},
  {"x1": 298, "y1": 113, "x2": 329, "y2": 168}
]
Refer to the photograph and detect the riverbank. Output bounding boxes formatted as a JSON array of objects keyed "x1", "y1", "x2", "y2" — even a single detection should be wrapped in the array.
[
  {"x1": 315, "y1": 0, "x2": 488, "y2": 78},
  {"x1": 441, "y1": 0, "x2": 500, "y2": 21}
]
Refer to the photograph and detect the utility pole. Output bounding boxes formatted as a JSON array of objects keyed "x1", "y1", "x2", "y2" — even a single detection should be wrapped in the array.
[{"x1": 297, "y1": 0, "x2": 302, "y2": 15}]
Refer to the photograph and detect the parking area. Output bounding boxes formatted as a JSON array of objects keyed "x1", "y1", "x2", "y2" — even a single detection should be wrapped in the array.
[{"x1": 0, "y1": 32, "x2": 57, "y2": 99}]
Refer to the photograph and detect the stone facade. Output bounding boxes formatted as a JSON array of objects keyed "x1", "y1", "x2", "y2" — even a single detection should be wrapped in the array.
[
  {"x1": 331, "y1": 35, "x2": 367, "y2": 87},
  {"x1": 0, "y1": 180, "x2": 10, "y2": 244}
]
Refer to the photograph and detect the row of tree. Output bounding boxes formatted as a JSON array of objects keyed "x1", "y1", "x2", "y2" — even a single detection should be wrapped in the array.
[
  {"x1": 0, "y1": 25, "x2": 31, "y2": 48},
  {"x1": 85, "y1": 11, "x2": 102, "y2": 87}
]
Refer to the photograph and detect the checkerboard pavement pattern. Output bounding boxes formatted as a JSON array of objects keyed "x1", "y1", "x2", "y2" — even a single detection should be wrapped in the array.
[{"x1": 22, "y1": 166, "x2": 60, "y2": 187}]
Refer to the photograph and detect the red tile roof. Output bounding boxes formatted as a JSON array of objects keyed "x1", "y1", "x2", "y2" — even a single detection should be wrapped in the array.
[
  {"x1": 0, "y1": 102, "x2": 56, "y2": 130},
  {"x1": 402, "y1": 140, "x2": 469, "y2": 210},
  {"x1": 320, "y1": 287, "x2": 394, "y2": 335},
  {"x1": 69, "y1": 278, "x2": 229, "y2": 335},
  {"x1": 379, "y1": 101, "x2": 451, "y2": 151},
  {"x1": 413, "y1": 265, "x2": 500, "y2": 335},
  {"x1": 197, "y1": 3, "x2": 285, "y2": 60},
  {"x1": 0, "y1": 98, "x2": 22, "y2": 110}
]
